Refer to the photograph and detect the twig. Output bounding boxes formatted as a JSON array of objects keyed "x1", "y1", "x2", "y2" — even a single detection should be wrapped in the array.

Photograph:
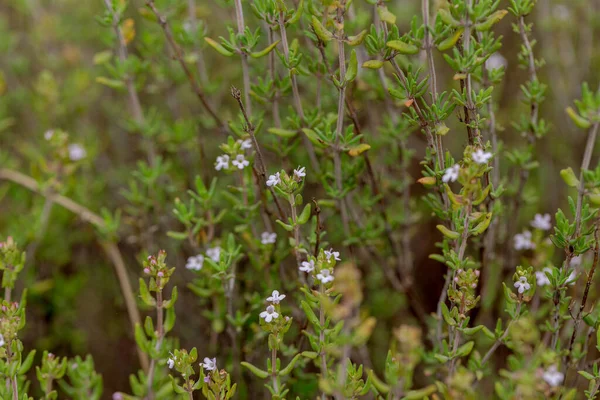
[
  {"x1": 0, "y1": 168, "x2": 148, "y2": 371},
  {"x1": 481, "y1": 302, "x2": 522, "y2": 365},
  {"x1": 145, "y1": 0, "x2": 227, "y2": 133},
  {"x1": 230, "y1": 87, "x2": 286, "y2": 220},
  {"x1": 567, "y1": 219, "x2": 600, "y2": 366},
  {"x1": 103, "y1": 0, "x2": 156, "y2": 165},
  {"x1": 233, "y1": 0, "x2": 252, "y2": 115},
  {"x1": 277, "y1": 11, "x2": 322, "y2": 175}
]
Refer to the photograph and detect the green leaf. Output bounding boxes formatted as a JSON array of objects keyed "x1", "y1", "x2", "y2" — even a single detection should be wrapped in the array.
[
  {"x1": 437, "y1": 28, "x2": 464, "y2": 51},
  {"x1": 362, "y1": 60, "x2": 384, "y2": 69},
  {"x1": 268, "y1": 127, "x2": 297, "y2": 138},
  {"x1": 346, "y1": 30, "x2": 367, "y2": 46},
  {"x1": 566, "y1": 107, "x2": 591, "y2": 129},
  {"x1": 18, "y1": 350, "x2": 36, "y2": 375},
  {"x1": 95, "y1": 76, "x2": 124, "y2": 89},
  {"x1": 436, "y1": 224, "x2": 460, "y2": 239},
  {"x1": 251, "y1": 40, "x2": 280, "y2": 58},
  {"x1": 345, "y1": 50, "x2": 358, "y2": 83},
  {"x1": 456, "y1": 341, "x2": 474, "y2": 357},
  {"x1": 474, "y1": 10, "x2": 508, "y2": 31},
  {"x1": 377, "y1": 6, "x2": 396, "y2": 24},
  {"x1": 402, "y1": 384, "x2": 437, "y2": 399},
  {"x1": 278, "y1": 353, "x2": 303, "y2": 376},
  {"x1": 276, "y1": 219, "x2": 294, "y2": 232},
  {"x1": 297, "y1": 204, "x2": 312, "y2": 225},
  {"x1": 311, "y1": 16, "x2": 333, "y2": 42},
  {"x1": 386, "y1": 40, "x2": 419, "y2": 55},
  {"x1": 560, "y1": 167, "x2": 580, "y2": 187},
  {"x1": 241, "y1": 362, "x2": 270, "y2": 379},
  {"x1": 204, "y1": 38, "x2": 235, "y2": 57}
]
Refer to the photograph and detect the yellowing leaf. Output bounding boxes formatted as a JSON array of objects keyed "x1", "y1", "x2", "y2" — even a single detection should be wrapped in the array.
[
  {"x1": 348, "y1": 143, "x2": 371, "y2": 156},
  {"x1": 121, "y1": 18, "x2": 135, "y2": 45}
]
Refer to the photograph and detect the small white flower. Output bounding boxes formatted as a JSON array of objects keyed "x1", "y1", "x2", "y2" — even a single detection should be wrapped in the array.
[
  {"x1": 442, "y1": 164, "x2": 460, "y2": 183},
  {"x1": 112, "y1": 393, "x2": 124, "y2": 400},
  {"x1": 485, "y1": 53, "x2": 507, "y2": 70},
  {"x1": 261, "y1": 232, "x2": 277, "y2": 245},
  {"x1": 536, "y1": 268, "x2": 552, "y2": 286},
  {"x1": 317, "y1": 269, "x2": 335, "y2": 284},
  {"x1": 531, "y1": 213, "x2": 552, "y2": 231},
  {"x1": 186, "y1": 255, "x2": 204, "y2": 271},
  {"x1": 68, "y1": 144, "x2": 87, "y2": 161},
  {"x1": 266, "y1": 172, "x2": 281, "y2": 187},
  {"x1": 238, "y1": 139, "x2": 253, "y2": 149},
  {"x1": 231, "y1": 154, "x2": 250, "y2": 169},
  {"x1": 300, "y1": 259, "x2": 315, "y2": 273},
  {"x1": 542, "y1": 365, "x2": 564, "y2": 387},
  {"x1": 0, "y1": 333, "x2": 4, "y2": 347},
  {"x1": 514, "y1": 276, "x2": 531, "y2": 294},
  {"x1": 206, "y1": 246, "x2": 221, "y2": 262},
  {"x1": 472, "y1": 149, "x2": 492, "y2": 164},
  {"x1": 215, "y1": 155, "x2": 229, "y2": 171},
  {"x1": 201, "y1": 357, "x2": 217, "y2": 371},
  {"x1": 266, "y1": 290, "x2": 286, "y2": 304},
  {"x1": 167, "y1": 358, "x2": 175, "y2": 369},
  {"x1": 294, "y1": 166, "x2": 306, "y2": 180},
  {"x1": 44, "y1": 130, "x2": 54, "y2": 140},
  {"x1": 571, "y1": 255, "x2": 582, "y2": 267},
  {"x1": 567, "y1": 269, "x2": 577, "y2": 285},
  {"x1": 514, "y1": 230, "x2": 535, "y2": 251},
  {"x1": 260, "y1": 305, "x2": 279, "y2": 323},
  {"x1": 324, "y1": 248, "x2": 341, "y2": 261}
]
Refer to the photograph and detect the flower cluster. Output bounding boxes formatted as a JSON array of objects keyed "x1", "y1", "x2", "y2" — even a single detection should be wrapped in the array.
[
  {"x1": 214, "y1": 137, "x2": 253, "y2": 172},
  {"x1": 186, "y1": 245, "x2": 222, "y2": 271},
  {"x1": 260, "y1": 290, "x2": 286, "y2": 323},
  {"x1": 299, "y1": 248, "x2": 340, "y2": 285}
]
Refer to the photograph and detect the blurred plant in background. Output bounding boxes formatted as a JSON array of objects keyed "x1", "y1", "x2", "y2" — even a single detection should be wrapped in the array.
[{"x1": 0, "y1": 0, "x2": 599, "y2": 398}]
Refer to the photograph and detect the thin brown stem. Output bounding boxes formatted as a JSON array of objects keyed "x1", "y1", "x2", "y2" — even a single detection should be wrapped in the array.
[
  {"x1": 0, "y1": 168, "x2": 148, "y2": 371},
  {"x1": 145, "y1": 0, "x2": 227, "y2": 133}
]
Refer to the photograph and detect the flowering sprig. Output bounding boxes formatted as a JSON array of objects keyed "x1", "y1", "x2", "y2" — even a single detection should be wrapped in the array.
[
  {"x1": 214, "y1": 136, "x2": 255, "y2": 172},
  {"x1": 136, "y1": 250, "x2": 178, "y2": 399},
  {"x1": 36, "y1": 351, "x2": 68, "y2": 399}
]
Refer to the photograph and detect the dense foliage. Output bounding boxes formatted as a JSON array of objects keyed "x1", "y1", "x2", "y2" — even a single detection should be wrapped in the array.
[{"x1": 0, "y1": 0, "x2": 600, "y2": 398}]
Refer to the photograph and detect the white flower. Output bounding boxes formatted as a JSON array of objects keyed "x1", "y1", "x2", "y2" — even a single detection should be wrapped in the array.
[
  {"x1": 514, "y1": 230, "x2": 535, "y2": 251},
  {"x1": 531, "y1": 213, "x2": 552, "y2": 231},
  {"x1": 0, "y1": 333, "x2": 4, "y2": 347},
  {"x1": 266, "y1": 290, "x2": 286, "y2": 304},
  {"x1": 442, "y1": 164, "x2": 460, "y2": 183},
  {"x1": 317, "y1": 269, "x2": 335, "y2": 284},
  {"x1": 231, "y1": 154, "x2": 249, "y2": 169},
  {"x1": 535, "y1": 268, "x2": 552, "y2": 286},
  {"x1": 294, "y1": 166, "x2": 306, "y2": 180},
  {"x1": 567, "y1": 270, "x2": 577, "y2": 285},
  {"x1": 206, "y1": 246, "x2": 221, "y2": 262},
  {"x1": 260, "y1": 305, "x2": 279, "y2": 323},
  {"x1": 261, "y1": 232, "x2": 277, "y2": 245},
  {"x1": 324, "y1": 248, "x2": 341, "y2": 261},
  {"x1": 514, "y1": 276, "x2": 531, "y2": 294},
  {"x1": 300, "y1": 259, "x2": 315, "y2": 273},
  {"x1": 215, "y1": 155, "x2": 229, "y2": 171},
  {"x1": 167, "y1": 358, "x2": 175, "y2": 369},
  {"x1": 238, "y1": 139, "x2": 252, "y2": 149},
  {"x1": 186, "y1": 255, "x2": 204, "y2": 271},
  {"x1": 266, "y1": 172, "x2": 281, "y2": 187},
  {"x1": 485, "y1": 53, "x2": 507, "y2": 70},
  {"x1": 201, "y1": 357, "x2": 217, "y2": 371},
  {"x1": 68, "y1": 144, "x2": 87, "y2": 161},
  {"x1": 472, "y1": 149, "x2": 492, "y2": 164},
  {"x1": 542, "y1": 365, "x2": 564, "y2": 387},
  {"x1": 112, "y1": 393, "x2": 124, "y2": 400},
  {"x1": 44, "y1": 130, "x2": 54, "y2": 140},
  {"x1": 571, "y1": 255, "x2": 582, "y2": 267}
]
